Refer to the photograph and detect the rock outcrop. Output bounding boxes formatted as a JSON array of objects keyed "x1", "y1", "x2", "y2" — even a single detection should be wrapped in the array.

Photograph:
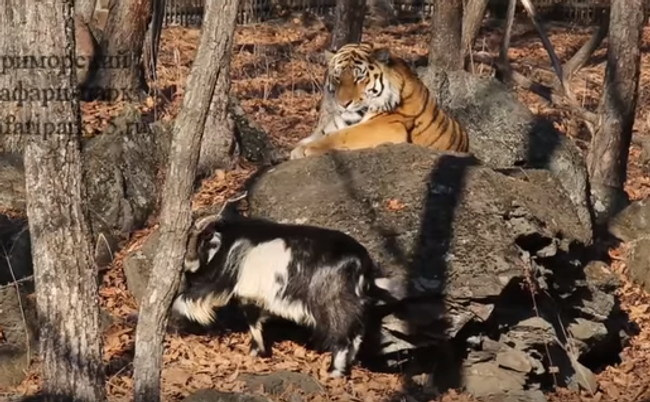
[
  {"x1": 416, "y1": 67, "x2": 594, "y2": 237},
  {"x1": 244, "y1": 144, "x2": 628, "y2": 397}
]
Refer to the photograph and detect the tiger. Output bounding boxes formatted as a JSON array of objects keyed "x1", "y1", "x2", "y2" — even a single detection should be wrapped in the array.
[{"x1": 289, "y1": 42, "x2": 469, "y2": 160}]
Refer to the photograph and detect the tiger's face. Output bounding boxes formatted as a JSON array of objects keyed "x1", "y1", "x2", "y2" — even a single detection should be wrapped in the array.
[{"x1": 324, "y1": 43, "x2": 397, "y2": 116}]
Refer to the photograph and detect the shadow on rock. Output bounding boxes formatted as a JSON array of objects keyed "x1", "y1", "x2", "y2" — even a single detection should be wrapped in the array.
[{"x1": 245, "y1": 143, "x2": 632, "y2": 401}]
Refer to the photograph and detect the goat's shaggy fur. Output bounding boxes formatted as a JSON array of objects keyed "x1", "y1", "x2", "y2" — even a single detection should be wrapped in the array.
[{"x1": 172, "y1": 215, "x2": 404, "y2": 378}]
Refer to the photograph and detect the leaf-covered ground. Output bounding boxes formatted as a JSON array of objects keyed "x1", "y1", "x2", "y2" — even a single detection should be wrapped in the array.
[{"x1": 6, "y1": 17, "x2": 650, "y2": 402}]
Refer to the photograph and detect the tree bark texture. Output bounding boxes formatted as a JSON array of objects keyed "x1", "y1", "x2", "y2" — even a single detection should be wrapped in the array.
[
  {"x1": 131, "y1": 2, "x2": 241, "y2": 401},
  {"x1": 0, "y1": 3, "x2": 92, "y2": 154},
  {"x1": 14, "y1": 1, "x2": 106, "y2": 401},
  {"x1": 94, "y1": 0, "x2": 151, "y2": 100},
  {"x1": 143, "y1": 0, "x2": 166, "y2": 83},
  {"x1": 330, "y1": 0, "x2": 367, "y2": 51},
  {"x1": 76, "y1": 0, "x2": 99, "y2": 25},
  {"x1": 196, "y1": 2, "x2": 240, "y2": 175},
  {"x1": 429, "y1": 0, "x2": 464, "y2": 72},
  {"x1": 461, "y1": 0, "x2": 489, "y2": 62},
  {"x1": 586, "y1": 0, "x2": 644, "y2": 220}
]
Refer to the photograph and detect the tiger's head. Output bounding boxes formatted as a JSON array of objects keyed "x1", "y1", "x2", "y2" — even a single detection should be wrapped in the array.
[{"x1": 323, "y1": 42, "x2": 401, "y2": 115}]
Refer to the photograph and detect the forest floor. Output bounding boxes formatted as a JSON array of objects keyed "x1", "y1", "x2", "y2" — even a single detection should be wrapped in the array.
[{"x1": 8, "y1": 15, "x2": 650, "y2": 402}]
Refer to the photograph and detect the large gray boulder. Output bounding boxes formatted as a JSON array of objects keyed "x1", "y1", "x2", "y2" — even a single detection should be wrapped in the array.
[
  {"x1": 246, "y1": 144, "x2": 627, "y2": 396},
  {"x1": 417, "y1": 68, "x2": 593, "y2": 237}
]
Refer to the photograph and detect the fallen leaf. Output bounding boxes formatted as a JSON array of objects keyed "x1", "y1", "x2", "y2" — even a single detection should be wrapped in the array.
[
  {"x1": 162, "y1": 366, "x2": 193, "y2": 387},
  {"x1": 226, "y1": 367, "x2": 240, "y2": 383},
  {"x1": 190, "y1": 373, "x2": 212, "y2": 388},
  {"x1": 215, "y1": 169, "x2": 227, "y2": 182},
  {"x1": 386, "y1": 198, "x2": 406, "y2": 211}
]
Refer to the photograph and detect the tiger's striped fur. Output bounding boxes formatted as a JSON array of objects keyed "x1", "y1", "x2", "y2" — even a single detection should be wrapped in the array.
[{"x1": 290, "y1": 43, "x2": 469, "y2": 160}]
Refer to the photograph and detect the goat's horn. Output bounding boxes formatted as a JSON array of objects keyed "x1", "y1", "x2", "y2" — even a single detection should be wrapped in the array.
[
  {"x1": 184, "y1": 214, "x2": 221, "y2": 271},
  {"x1": 194, "y1": 214, "x2": 221, "y2": 232}
]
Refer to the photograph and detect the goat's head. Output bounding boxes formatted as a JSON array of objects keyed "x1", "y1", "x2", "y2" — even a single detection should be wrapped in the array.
[{"x1": 184, "y1": 214, "x2": 223, "y2": 273}]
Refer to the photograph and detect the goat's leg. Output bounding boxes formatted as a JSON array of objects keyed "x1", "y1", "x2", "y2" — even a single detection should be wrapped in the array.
[
  {"x1": 240, "y1": 303, "x2": 270, "y2": 358},
  {"x1": 328, "y1": 329, "x2": 364, "y2": 378}
]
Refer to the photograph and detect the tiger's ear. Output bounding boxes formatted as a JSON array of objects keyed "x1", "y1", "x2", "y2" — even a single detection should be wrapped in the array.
[{"x1": 371, "y1": 48, "x2": 391, "y2": 64}]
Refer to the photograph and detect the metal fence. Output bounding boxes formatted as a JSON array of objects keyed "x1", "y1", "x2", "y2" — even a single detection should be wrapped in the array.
[{"x1": 160, "y1": 0, "x2": 648, "y2": 27}]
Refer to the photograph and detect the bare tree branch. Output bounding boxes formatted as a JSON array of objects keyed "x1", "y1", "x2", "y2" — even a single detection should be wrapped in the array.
[
  {"x1": 471, "y1": 0, "x2": 606, "y2": 129},
  {"x1": 562, "y1": 13, "x2": 609, "y2": 83},
  {"x1": 518, "y1": 0, "x2": 565, "y2": 92},
  {"x1": 472, "y1": 50, "x2": 600, "y2": 127},
  {"x1": 144, "y1": 0, "x2": 166, "y2": 83}
]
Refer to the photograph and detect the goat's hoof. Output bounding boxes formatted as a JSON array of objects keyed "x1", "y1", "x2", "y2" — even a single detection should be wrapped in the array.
[
  {"x1": 249, "y1": 347, "x2": 270, "y2": 358},
  {"x1": 328, "y1": 369, "x2": 345, "y2": 378}
]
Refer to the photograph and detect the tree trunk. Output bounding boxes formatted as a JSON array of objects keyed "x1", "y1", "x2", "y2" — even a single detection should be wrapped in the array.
[
  {"x1": 330, "y1": 0, "x2": 367, "y2": 51},
  {"x1": 196, "y1": 3, "x2": 240, "y2": 176},
  {"x1": 76, "y1": 0, "x2": 98, "y2": 24},
  {"x1": 93, "y1": 0, "x2": 151, "y2": 101},
  {"x1": 18, "y1": 1, "x2": 106, "y2": 401},
  {"x1": 131, "y1": 2, "x2": 240, "y2": 401},
  {"x1": 143, "y1": 0, "x2": 166, "y2": 83},
  {"x1": 0, "y1": 7, "x2": 99, "y2": 155},
  {"x1": 586, "y1": 0, "x2": 644, "y2": 223},
  {"x1": 461, "y1": 0, "x2": 489, "y2": 64},
  {"x1": 429, "y1": 0, "x2": 464, "y2": 72},
  {"x1": 366, "y1": 0, "x2": 396, "y2": 27},
  {"x1": 0, "y1": 0, "x2": 27, "y2": 155}
]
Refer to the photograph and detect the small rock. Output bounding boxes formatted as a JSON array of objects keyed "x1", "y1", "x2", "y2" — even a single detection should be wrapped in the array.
[
  {"x1": 181, "y1": 389, "x2": 271, "y2": 402},
  {"x1": 287, "y1": 395, "x2": 304, "y2": 402},
  {"x1": 568, "y1": 354, "x2": 598, "y2": 394},
  {"x1": 466, "y1": 351, "x2": 496, "y2": 365},
  {"x1": 481, "y1": 390, "x2": 548, "y2": 402},
  {"x1": 122, "y1": 231, "x2": 160, "y2": 304},
  {"x1": 608, "y1": 199, "x2": 650, "y2": 242},
  {"x1": 496, "y1": 350, "x2": 533, "y2": 373},
  {"x1": 627, "y1": 238, "x2": 650, "y2": 294},
  {"x1": 502, "y1": 317, "x2": 557, "y2": 351},
  {"x1": 122, "y1": 250, "x2": 151, "y2": 305},
  {"x1": 238, "y1": 370, "x2": 323, "y2": 397},
  {"x1": 583, "y1": 261, "x2": 620, "y2": 292},
  {"x1": 0, "y1": 153, "x2": 26, "y2": 212},
  {"x1": 0, "y1": 345, "x2": 32, "y2": 389},
  {"x1": 0, "y1": 283, "x2": 37, "y2": 388},
  {"x1": 462, "y1": 362, "x2": 526, "y2": 397},
  {"x1": 567, "y1": 318, "x2": 607, "y2": 344}
]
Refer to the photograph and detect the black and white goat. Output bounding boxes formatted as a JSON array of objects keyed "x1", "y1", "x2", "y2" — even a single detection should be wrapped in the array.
[{"x1": 171, "y1": 214, "x2": 405, "y2": 378}]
